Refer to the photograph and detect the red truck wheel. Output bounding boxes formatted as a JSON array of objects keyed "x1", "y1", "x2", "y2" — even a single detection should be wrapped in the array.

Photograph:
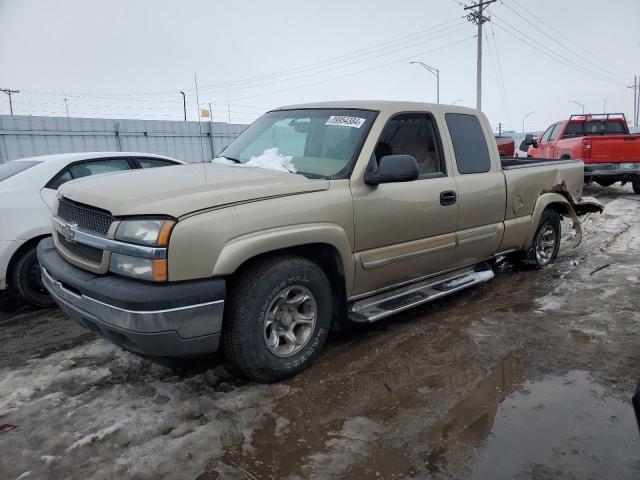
[{"x1": 633, "y1": 179, "x2": 640, "y2": 194}]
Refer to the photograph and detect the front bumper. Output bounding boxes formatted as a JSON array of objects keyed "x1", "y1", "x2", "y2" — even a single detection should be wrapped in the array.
[{"x1": 37, "y1": 237, "x2": 225, "y2": 357}]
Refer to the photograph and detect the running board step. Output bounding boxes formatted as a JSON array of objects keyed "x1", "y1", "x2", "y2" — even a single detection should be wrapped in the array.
[{"x1": 348, "y1": 264, "x2": 494, "y2": 323}]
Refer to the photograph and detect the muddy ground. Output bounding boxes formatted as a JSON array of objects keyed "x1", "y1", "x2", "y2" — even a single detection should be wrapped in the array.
[{"x1": 0, "y1": 185, "x2": 639, "y2": 480}]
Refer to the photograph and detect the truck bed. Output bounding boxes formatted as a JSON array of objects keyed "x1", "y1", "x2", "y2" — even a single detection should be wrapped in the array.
[{"x1": 500, "y1": 157, "x2": 580, "y2": 170}]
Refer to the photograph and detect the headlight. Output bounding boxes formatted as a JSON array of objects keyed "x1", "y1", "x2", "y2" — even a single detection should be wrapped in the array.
[
  {"x1": 111, "y1": 218, "x2": 175, "y2": 282},
  {"x1": 115, "y1": 218, "x2": 175, "y2": 246},
  {"x1": 109, "y1": 253, "x2": 168, "y2": 282}
]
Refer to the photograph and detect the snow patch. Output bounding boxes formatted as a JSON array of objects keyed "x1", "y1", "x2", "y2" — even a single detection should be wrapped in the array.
[
  {"x1": 0, "y1": 340, "x2": 292, "y2": 480},
  {"x1": 536, "y1": 294, "x2": 564, "y2": 312},
  {"x1": 213, "y1": 147, "x2": 296, "y2": 173}
]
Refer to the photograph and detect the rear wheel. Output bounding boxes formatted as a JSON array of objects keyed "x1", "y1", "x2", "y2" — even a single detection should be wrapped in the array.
[
  {"x1": 222, "y1": 255, "x2": 333, "y2": 382},
  {"x1": 11, "y1": 245, "x2": 55, "y2": 308},
  {"x1": 633, "y1": 179, "x2": 640, "y2": 194},
  {"x1": 520, "y1": 209, "x2": 561, "y2": 268}
]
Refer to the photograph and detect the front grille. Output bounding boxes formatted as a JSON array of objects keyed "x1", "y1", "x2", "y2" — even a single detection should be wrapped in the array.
[
  {"x1": 58, "y1": 235, "x2": 104, "y2": 265},
  {"x1": 58, "y1": 198, "x2": 113, "y2": 236}
]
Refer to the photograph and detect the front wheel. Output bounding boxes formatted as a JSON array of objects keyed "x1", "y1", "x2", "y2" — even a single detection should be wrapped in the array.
[
  {"x1": 520, "y1": 209, "x2": 561, "y2": 268},
  {"x1": 222, "y1": 255, "x2": 333, "y2": 382},
  {"x1": 11, "y1": 245, "x2": 56, "y2": 308},
  {"x1": 633, "y1": 179, "x2": 640, "y2": 194}
]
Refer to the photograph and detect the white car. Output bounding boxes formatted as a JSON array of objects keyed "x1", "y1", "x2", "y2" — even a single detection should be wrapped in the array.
[{"x1": 0, "y1": 152, "x2": 185, "y2": 306}]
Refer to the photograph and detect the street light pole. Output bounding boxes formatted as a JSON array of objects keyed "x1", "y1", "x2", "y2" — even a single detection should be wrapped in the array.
[
  {"x1": 452, "y1": 99, "x2": 462, "y2": 106},
  {"x1": 570, "y1": 100, "x2": 585, "y2": 114},
  {"x1": 179, "y1": 91, "x2": 187, "y2": 122},
  {"x1": 522, "y1": 111, "x2": 534, "y2": 133},
  {"x1": 603, "y1": 99, "x2": 607, "y2": 113},
  {"x1": 410, "y1": 61, "x2": 440, "y2": 104},
  {"x1": 63, "y1": 98, "x2": 69, "y2": 118}
]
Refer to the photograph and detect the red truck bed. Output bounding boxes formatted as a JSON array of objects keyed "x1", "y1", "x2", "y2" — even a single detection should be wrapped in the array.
[{"x1": 532, "y1": 114, "x2": 640, "y2": 192}]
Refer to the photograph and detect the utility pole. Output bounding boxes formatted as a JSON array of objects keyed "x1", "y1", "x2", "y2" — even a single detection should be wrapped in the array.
[
  {"x1": 632, "y1": 76, "x2": 637, "y2": 126},
  {"x1": 227, "y1": 98, "x2": 231, "y2": 123},
  {"x1": 63, "y1": 98, "x2": 69, "y2": 118},
  {"x1": 208, "y1": 102, "x2": 213, "y2": 125},
  {"x1": 1, "y1": 88, "x2": 20, "y2": 115},
  {"x1": 410, "y1": 61, "x2": 440, "y2": 104},
  {"x1": 464, "y1": 0, "x2": 496, "y2": 110},
  {"x1": 498, "y1": 122, "x2": 502, "y2": 136},
  {"x1": 603, "y1": 99, "x2": 607, "y2": 114},
  {"x1": 179, "y1": 90, "x2": 187, "y2": 122}
]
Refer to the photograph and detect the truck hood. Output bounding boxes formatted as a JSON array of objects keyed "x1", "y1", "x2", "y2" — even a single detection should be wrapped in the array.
[{"x1": 59, "y1": 163, "x2": 330, "y2": 218}]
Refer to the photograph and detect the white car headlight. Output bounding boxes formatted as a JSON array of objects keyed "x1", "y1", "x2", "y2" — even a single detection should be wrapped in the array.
[{"x1": 115, "y1": 218, "x2": 175, "y2": 246}]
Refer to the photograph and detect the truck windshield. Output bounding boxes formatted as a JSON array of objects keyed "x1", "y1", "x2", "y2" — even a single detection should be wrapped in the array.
[
  {"x1": 0, "y1": 160, "x2": 41, "y2": 182},
  {"x1": 219, "y1": 109, "x2": 377, "y2": 179}
]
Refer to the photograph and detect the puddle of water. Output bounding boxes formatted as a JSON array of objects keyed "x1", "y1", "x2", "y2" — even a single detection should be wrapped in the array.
[{"x1": 468, "y1": 370, "x2": 640, "y2": 480}]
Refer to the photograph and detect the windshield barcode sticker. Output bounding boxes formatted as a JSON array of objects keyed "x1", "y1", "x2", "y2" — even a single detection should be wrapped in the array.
[{"x1": 325, "y1": 116, "x2": 366, "y2": 128}]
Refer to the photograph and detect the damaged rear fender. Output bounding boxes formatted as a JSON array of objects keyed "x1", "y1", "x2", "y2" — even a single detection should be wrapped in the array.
[{"x1": 527, "y1": 193, "x2": 602, "y2": 249}]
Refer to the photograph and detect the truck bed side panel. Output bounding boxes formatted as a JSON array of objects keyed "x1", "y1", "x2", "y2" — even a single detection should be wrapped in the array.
[{"x1": 500, "y1": 160, "x2": 584, "y2": 251}]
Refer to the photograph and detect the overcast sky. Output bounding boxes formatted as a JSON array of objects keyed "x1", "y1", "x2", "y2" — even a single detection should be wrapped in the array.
[{"x1": 0, "y1": 0, "x2": 638, "y2": 132}]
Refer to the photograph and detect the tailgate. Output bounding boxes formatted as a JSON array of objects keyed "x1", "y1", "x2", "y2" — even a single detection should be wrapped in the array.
[{"x1": 586, "y1": 135, "x2": 640, "y2": 164}]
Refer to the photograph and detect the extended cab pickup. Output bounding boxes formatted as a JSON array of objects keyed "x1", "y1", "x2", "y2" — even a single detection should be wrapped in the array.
[
  {"x1": 37, "y1": 101, "x2": 603, "y2": 382},
  {"x1": 526, "y1": 114, "x2": 640, "y2": 192}
]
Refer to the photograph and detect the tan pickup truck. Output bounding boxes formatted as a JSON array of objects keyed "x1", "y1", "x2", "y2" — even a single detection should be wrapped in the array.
[{"x1": 37, "y1": 101, "x2": 602, "y2": 382}]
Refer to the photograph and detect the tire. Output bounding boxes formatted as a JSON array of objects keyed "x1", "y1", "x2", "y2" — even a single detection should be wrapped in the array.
[
  {"x1": 520, "y1": 209, "x2": 561, "y2": 268},
  {"x1": 633, "y1": 179, "x2": 640, "y2": 194},
  {"x1": 222, "y1": 255, "x2": 333, "y2": 382},
  {"x1": 11, "y1": 245, "x2": 56, "y2": 308}
]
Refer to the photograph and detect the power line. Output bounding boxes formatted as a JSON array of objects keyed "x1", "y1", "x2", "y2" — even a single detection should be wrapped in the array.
[
  {"x1": 20, "y1": 17, "x2": 466, "y2": 101},
  {"x1": 491, "y1": 19, "x2": 627, "y2": 88},
  {"x1": 502, "y1": 1, "x2": 630, "y2": 83},
  {"x1": 487, "y1": 20, "x2": 512, "y2": 129},
  {"x1": 484, "y1": 30, "x2": 512, "y2": 130},
  {"x1": 194, "y1": 23, "x2": 471, "y2": 96},
  {"x1": 231, "y1": 35, "x2": 475, "y2": 101},
  {"x1": 508, "y1": 0, "x2": 635, "y2": 78}
]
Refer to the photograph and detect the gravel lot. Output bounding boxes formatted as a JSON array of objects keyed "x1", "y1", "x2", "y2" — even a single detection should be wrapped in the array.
[{"x1": 1, "y1": 185, "x2": 639, "y2": 480}]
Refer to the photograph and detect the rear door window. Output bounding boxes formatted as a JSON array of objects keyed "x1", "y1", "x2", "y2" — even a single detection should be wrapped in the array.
[
  {"x1": 46, "y1": 158, "x2": 132, "y2": 190},
  {"x1": 68, "y1": 159, "x2": 131, "y2": 179},
  {"x1": 445, "y1": 113, "x2": 491, "y2": 174},
  {"x1": 137, "y1": 158, "x2": 177, "y2": 168}
]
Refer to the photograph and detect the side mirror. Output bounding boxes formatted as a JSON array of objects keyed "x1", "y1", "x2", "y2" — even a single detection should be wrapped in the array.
[
  {"x1": 524, "y1": 133, "x2": 538, "y2": 148},
  {"x1": 364, "y1": 154, "x2": 419, "y2": 185}
]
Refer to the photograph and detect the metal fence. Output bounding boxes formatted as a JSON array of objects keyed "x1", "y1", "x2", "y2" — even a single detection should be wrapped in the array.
[{"x1": 0, "y1": 115, "x2": 249, "y2": 163}]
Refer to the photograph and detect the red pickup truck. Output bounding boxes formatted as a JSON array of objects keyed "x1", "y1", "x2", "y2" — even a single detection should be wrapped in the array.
[{"x1": 525, "y1": 114, "x2": 640, "y2": 193}]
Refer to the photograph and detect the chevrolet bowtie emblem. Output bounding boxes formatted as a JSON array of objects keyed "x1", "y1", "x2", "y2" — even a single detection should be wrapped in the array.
[{"x1": 62, "y1": 222, "x2": 77, "y2": 243}]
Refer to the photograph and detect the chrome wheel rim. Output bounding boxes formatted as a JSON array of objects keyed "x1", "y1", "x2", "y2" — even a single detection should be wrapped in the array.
[
  {"x1": 535, "y1": 225, "x2": 557, "y2": 265},
  {"x1": 263, "y1": 285, "x2": 317, "y2": 357}
]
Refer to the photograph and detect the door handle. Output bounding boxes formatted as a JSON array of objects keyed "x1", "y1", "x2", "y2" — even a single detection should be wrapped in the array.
[{"x1": 440, "y1": 190, "x2": 457, "y2": 206}]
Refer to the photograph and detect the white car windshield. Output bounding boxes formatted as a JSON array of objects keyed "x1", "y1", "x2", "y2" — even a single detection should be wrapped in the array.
[
  {"x1": 0, "y1": 160, "x2": 41, "y2": 182},
  {"x1": 219, "y1": 109, "x2": 378, "y2": 179}
]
